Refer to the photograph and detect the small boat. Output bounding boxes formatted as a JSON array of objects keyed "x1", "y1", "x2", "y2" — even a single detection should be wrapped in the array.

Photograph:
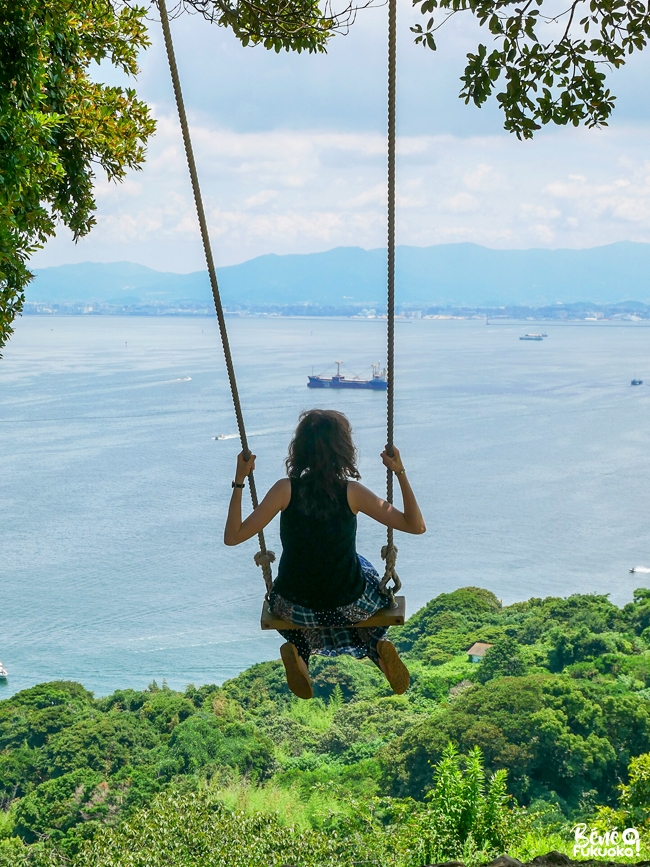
[
  {"x1": 308, "y1": 361, "x2": 388, "y2": 390},
  {"x1": 0, "y1": 662, "x2": 8, "y2": 681},
  {"x1": 631, "y1": 379, "x2": 643, "y2": 386},
  {"x1": 520, "y1": 333, "x2": 544, "y2": 341}
]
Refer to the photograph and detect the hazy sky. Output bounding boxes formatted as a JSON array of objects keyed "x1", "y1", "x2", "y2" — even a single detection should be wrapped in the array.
[{"x1": 31, "y1": 0, "x2": 650, "y2": 272}]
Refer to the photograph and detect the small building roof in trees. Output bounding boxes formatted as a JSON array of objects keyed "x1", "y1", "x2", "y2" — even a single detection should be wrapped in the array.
[{"x1": 467, "y1": 642, "x2": 493, "y2": 658}]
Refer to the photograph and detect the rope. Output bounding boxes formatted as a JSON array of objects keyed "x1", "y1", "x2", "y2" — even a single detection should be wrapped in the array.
[
  {"x1": 158, "y1": 0, "x2": 274, "y2": 594},
  {"x1": 380, "y1": 0, "x2": 401, "y2": 602}
]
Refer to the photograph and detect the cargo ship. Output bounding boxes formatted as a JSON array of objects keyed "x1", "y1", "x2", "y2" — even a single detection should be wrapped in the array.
[{"x1": 308, "y1": 361, "x2": 388, "y2": 390}]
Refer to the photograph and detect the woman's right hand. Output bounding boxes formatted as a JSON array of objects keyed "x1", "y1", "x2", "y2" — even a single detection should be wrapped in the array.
[{"x1": 381, "y1": 445, "x2": 404, "y2": 475}]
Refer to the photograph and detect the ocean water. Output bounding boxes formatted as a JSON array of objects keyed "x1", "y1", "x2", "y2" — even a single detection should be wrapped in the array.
[{"x1": 1, "y1": 315, "x2": 649, "y2": 699}]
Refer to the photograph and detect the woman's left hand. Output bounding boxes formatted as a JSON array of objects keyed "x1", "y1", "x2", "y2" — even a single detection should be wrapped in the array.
[{"x1": 235, "y1": 451, "x2": 256, "y2": 484}]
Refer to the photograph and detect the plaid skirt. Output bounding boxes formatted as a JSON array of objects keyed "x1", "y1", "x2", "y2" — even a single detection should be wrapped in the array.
[{"x1": 268, "y1": 555, "x2": 390, "y2": 665}]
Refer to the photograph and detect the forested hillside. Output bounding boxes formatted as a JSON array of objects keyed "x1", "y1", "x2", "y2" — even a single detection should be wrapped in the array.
[
  {"x1": 29, "y1": 242, "x2": 650, "y2": 309},
  {"x1": 2, "y1": 586, "x2": 650, "y2": 866}
]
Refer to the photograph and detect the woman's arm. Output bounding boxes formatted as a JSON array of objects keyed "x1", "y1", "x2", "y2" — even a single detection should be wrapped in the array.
[
  {"x1": 347, "y1": 446, "x2": 426, "y2": 534},
  {"x1": 224, "y1": 452, "x2": 291, "y2": 546}
]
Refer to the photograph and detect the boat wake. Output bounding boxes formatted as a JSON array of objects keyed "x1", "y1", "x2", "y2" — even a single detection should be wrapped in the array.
[
  {"x1": 170, "y1": 376, "x2": 192, "y2": 382},
  {"x1": 630, "y1": 566, "x2": 650, "y2": 574},
  {"x1": 213, "y1": 426, "x2": 292, "y2": 442}
]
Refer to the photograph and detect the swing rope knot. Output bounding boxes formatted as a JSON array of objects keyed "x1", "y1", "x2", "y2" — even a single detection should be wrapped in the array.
[
  {"x1": 254, "y1": 550, "x2": 276, "y2": 595},
  {"x1": 380, "y1": 543, "x2": 401, "y2": 602}
]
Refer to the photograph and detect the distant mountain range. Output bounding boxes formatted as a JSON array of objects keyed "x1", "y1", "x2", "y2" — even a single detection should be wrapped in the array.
[{"x1": 29, "y1": 242, "x2": 650, "y2": 308}]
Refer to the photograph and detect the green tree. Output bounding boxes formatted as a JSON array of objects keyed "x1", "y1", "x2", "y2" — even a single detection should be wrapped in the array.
[
  {"x1": 0, "y1": 0, "x2": 349, "y2": 355},
  {"x1": 164, "y1": 714, "x2": 276, "y2": 780},
  {"x1": 378, "y1": 674, "x2": 647, "y2": 807},
  {"x1": 411, "y1": 0, "x2": 650, "y2": 138},
  {"x1": 624, "y1": 588, "x2": 650, "y2": 636},
  {"x1": 0, "y1": 0, "x2": 156, "y2": 352},
  {"x1": 476, "y1": 637, "x2": 526, "y2": 683},
  {"x1": 619, "y1": 751, "x2": 650, "y2": 823},
  {"x1": 12, "y1": 768, "x2": 105, "y2": 850},
  {"x1": 392, "y1": 587, "x2": 502, "y2": 654},
  {"x1": 182, "y1": 0, "x2": 341, "y2": 53}
]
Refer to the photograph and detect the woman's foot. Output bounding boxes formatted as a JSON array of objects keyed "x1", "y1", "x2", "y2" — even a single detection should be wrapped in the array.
[
  {"x1": 377, "y1": 640, "x2": 410, "y2": 694},
  {"x1": 280, "y1": 642, "x2": 313, "y2": 699}
]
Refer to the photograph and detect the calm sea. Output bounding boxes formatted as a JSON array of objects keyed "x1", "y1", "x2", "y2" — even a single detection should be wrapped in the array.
[{"x1": 1, "y1": 315, "x2": 649, "y2": 698}]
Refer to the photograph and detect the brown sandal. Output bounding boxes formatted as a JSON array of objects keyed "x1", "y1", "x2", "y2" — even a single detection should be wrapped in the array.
[
  {"x1": 377, "y1": 640, "x2": 410, "y2": 694},
  {"x1": 280, "y1": 642, "x2": 313, "y2": 700}
]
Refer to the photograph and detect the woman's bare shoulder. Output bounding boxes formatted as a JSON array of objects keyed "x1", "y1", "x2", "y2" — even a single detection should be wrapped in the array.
[
  {"x1": 273, "y1": 477, "x2": 292, "y2": 510},
  {"x1": 347, "y1": 480, "x2": 378, "y2": 513}
]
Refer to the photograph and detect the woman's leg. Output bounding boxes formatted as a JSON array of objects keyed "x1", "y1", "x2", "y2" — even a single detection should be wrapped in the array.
[
  {"x1": 269, "y1": 565, "x2": 410, "y2": 695},
  {"x1": 278, "y1": 628, "x2": 312, "y2": 665},
  {"x1": 279, "y1": 641, "x2": 313, "y2": 700},
  {"x1": 376, "y1": 639, "x2": 410, "y2": 694}
]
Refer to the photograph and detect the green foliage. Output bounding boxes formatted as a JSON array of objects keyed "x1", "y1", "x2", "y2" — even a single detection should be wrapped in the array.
[
  {"x1": 0, "y1": 0, "x2": 347, "y2": 355},
  {"x1": 78, "y1": 791, "x2": 386, "y2": 867},
  {"x1": 421, "y1": 645, "x2": 454, "y2": 666},
  {"x1": 12, "y1": 769, "x2": 109, "y2": 853},
  {"x1": 407, "y1": 657, "x2": 475, "y2": 702},
  {"x1": 393, "y1": 587, "x2": 502, "y2": 653},
  {"x1": 220, "y1": 660, "x2": 293, "y2": 712},
  {"x1": 410, "y1": 0, "x2": 650, "y2": 138},
  {"x1": 164, "y1": 714, "x2": 275, "y2": 780},
  {"x1": 379, "y1": 672, "x2": 650, "y2": 807},
  {"x1": 477, "y1": 636, "x2": 526, "y2": 683},
  {"x1": 402, "y1": 743, "x2": 521, "y2": 864},
  {"x1": 185, "y1": 0, "x2": 340, "y2": 55},
  {"x1": 624, "y1": 588, "x2": 650, "y2": 636},
  {"x1": 4, "y1": 586, "x2": 650, "y2": 861},
  {"x1": 44, "y1": 713, "x2": 158, "y2": 777},
  {"x1": 0, "y1": 837, "x2": 29, "y2": 867},
  {"x1": 310, "y1": 654, "x2": 392, "y2": 702},
  {"x1": 547, "y1": 627, "x2": 627, "y2": 672},
  {"x1": 0, "y1": 0, "x2": 155, "y2": 352},
  {"x1": 617, "y1": 751, "x2": 650, "y2": 825}
]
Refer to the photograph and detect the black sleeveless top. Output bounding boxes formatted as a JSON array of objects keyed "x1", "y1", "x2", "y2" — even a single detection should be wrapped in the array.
[{"x1": 273, "y1": 479, "x2": 364, "y2": 610}]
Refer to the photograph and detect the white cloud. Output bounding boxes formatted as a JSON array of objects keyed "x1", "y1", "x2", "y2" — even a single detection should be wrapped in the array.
[
  {"x1": 244, "y1": 189, "x2": 279, "y2": 208},
  {"x1": 463, "y1": 163, "x2": 498, "y2": 191},
  {"x1": 444, "y1": 192, "x2": 480, "y2": 212},
  {"x1": 30, "y1": 117, "x2": 650, "y2": 271}
]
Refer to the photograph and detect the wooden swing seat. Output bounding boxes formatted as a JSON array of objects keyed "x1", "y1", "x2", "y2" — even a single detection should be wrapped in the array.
[{"x1": 260, "y1": 596, "x2": 406, "y2": 630}]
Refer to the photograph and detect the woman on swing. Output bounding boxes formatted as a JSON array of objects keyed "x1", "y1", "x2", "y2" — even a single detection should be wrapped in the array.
[{"x1": 224, "y1": 409, "x2": 426, "y2": 699}]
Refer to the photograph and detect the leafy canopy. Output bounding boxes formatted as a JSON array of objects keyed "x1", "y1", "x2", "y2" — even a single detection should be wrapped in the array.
[
  {"x1": 411, "y1": 0, "x2": 650, "y2": 138},
  {"x1": 181, "y1": 0, "x2": 353, "y2": 54},
  {"x1": 0, "y1": 0, "x2": 353, "y2": 355},
  {"x1": 0, "y1": 0, "x2": 156, "y2": 353}
]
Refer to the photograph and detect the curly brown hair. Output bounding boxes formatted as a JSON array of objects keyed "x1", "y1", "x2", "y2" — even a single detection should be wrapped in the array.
[{"x1": 286, "y1": 409, "x2": 361, "y2": 519}]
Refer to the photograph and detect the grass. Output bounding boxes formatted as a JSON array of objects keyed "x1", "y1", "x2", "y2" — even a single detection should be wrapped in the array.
[
  {"x1": 287, "y1": 695, "x2": 337, "y2": 732},
  {"x1": 210, "y1": 777, "x2": 353, "y2": 830}
]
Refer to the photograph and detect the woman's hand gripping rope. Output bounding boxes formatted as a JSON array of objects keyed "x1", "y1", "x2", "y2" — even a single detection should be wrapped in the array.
[
  {"x1": 235, "y1": 450, "x2": 256, "y2": 484},
  {"x1": 225, "y1": 451, "x2": 282, "y2": 594},
  {"x1": 380, "y1": 445, "x2": 404, "y2": 475}
]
